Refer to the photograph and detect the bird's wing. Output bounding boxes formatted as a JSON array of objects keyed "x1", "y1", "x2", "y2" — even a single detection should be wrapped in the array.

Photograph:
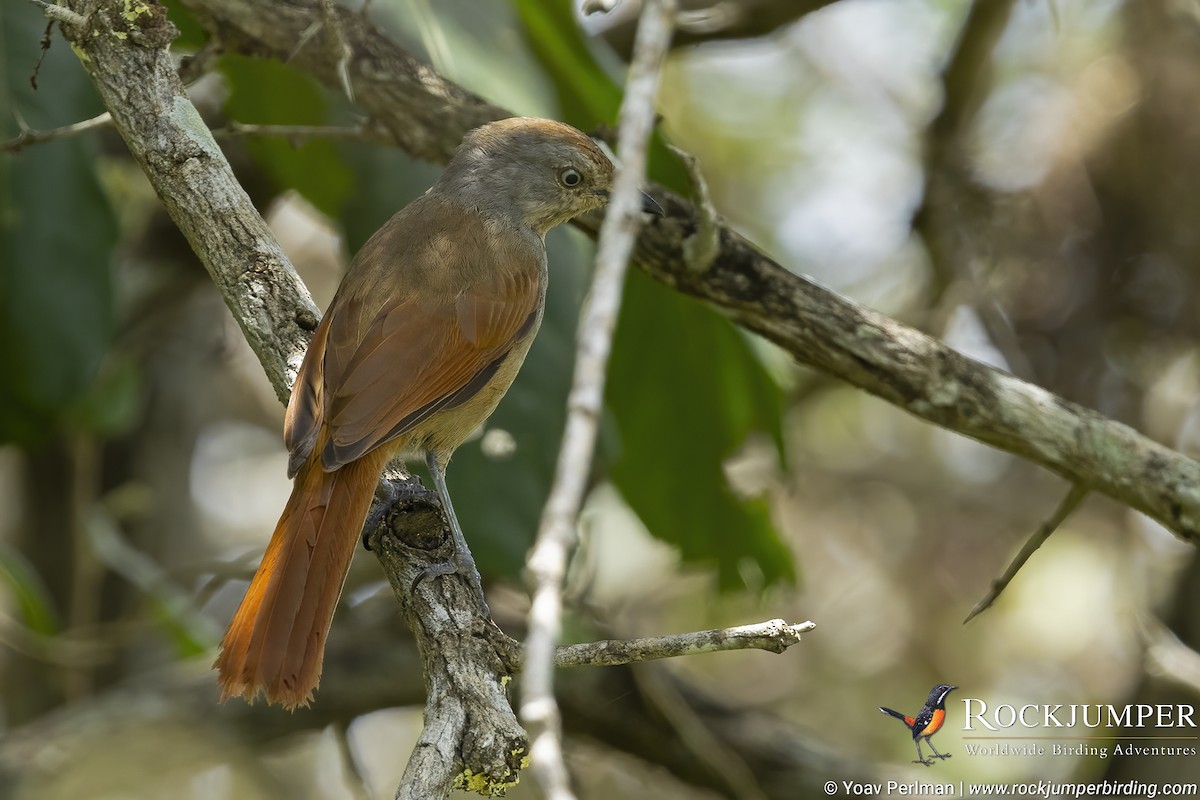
[
  {"x1": 283, "y1": 314, "x2": 333, "y2": 478},
  {"x1": 911, "y1": 707, "x2": 935, "y2": 736},
  {"x1": 920, "y1": 708, "x2": 946, "y2": 736},
  {"x1": 317, "y1": 263, "x2": 542, "y2": 470}
]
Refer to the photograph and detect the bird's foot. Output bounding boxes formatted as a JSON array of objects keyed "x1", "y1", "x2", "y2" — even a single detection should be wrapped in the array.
[
  {"x1": 362, "y1": 476, "x2": 432, "y2": 550},
  {"x1": 933, "y1": 753, "x2": 951, "y2": 760},
  {"x1": 362, "y1": 481, "x2": 400, "y2": 551},
  {"x1": 912, "y1": 758, "x2": 934, "y2": 767},
  {"x1": 410, "y1": 552, "x2": 489, "y2": 609},
  {"x1": 411, "y1": 559, "x2": 456, "y2": 589}
]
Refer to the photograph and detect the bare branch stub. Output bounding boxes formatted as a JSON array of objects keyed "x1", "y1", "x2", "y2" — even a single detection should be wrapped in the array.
[
  {"x1": 549, "y1": 619, "x2": 816, "y2": 669},
  {"x1": 0, "y1": 112, "x2": 113, "y2": 153}
]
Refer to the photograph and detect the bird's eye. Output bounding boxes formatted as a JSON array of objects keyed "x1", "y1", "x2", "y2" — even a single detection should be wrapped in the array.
[{"x1": 559, "y1": 168, "x2": 583, "y2": 187}]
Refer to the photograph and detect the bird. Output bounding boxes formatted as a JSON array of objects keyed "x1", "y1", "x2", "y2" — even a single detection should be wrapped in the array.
[
  {"x1": 215, "y1": 116, "x2": 663, "y2": 709},
  {"x1": 879, "y1": 684, "x2": 957, "y2": 766}
]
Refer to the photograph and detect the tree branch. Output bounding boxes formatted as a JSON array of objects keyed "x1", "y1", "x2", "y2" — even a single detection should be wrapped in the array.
[
  {"x1": 175, "y1": 0, "x2": 1200, "y2": 542},
  {"x1": 363, "y1": 480, "x2": 526, "y2": 798},
  {"x1": 0, "y1": 111, "x2": 112, "y2": 153},
  {"x1": 588, "y1": 0, "x2": 840, "y2": 60},
  {"x1": 964, "y1": 484, "x2": 1089, "y2": 624},
  {"x1": 521, "y1": 1, "x2": 675, "y2": 798},
  {"x1": 549, "y1": 618, "x2": 816, "y2": 668}
]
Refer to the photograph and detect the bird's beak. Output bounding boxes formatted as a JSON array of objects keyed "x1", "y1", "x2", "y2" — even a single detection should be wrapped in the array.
[
  {"x1": 640, "y1": 190, "x2": 665, "y2": 217},
  {"x1": 595, "y1": 189, "x2": 666, "y2": 217}
]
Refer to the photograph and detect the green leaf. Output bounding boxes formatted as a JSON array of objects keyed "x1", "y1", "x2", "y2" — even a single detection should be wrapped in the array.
[
  {"x1": 0, "y1": 2, "x2": 118, "y2": 446},
  {"x1": 607, "y1": 272, "x2": 794, "y2": 590},
  {"x1": 512, "y1": 0, "x2": 690, "y2": 192},
  {"x1": 148, "y1": 597, "x2": 211, "y2": 658},
  {"x1": 512, "y1": 0, "x2": 621, "y2": 128},
  {"x1": 220, "y1": 55, "x2": 353, "y2": 218},
  {"x1": 0, "y1": 542, "x2": 58, "y2": 635},
  {"x1": 160, "y1": 0, "x2": 207, "y2": 51}
]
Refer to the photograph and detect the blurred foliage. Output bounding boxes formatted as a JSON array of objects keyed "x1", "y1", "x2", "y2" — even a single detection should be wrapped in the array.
[
  {"x1": 609, "y1": 271, "x2": 792, "y2": 588},
  {"x1": 0, "y1": 1, "x2": 118, "y2": 446},
  {"x1": 0, "y1": 541, "x2": 57, "y2": 634},
  {"x1": 220, "y1": 56, "x2": 354, "y2": 218},
  {"x1": 160, "y1": 0, "x2": 206, "y2": 51}
]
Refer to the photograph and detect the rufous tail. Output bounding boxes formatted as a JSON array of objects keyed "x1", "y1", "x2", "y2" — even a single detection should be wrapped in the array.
[{"x1": 214, "y1": 447, "x2": 388, "y2": 709}]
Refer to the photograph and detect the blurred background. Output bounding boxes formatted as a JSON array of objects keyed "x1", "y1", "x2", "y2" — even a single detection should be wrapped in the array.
[{"x1": 3, "y1": 0, "x2": 1200, "y2": 796}]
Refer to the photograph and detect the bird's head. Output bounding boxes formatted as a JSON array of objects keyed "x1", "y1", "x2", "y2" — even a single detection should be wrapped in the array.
[
  {"x1": 928, "y1": 684, "x2": 957, "y2": 707},
  {"x1": 443, "y1": 117, "x2": 660, "y2": 234}
]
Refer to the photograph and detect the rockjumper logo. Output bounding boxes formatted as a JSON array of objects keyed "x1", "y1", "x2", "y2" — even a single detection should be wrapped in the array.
[
  {"x1": 962, "y1": 700, "x2": 1198, "y2": 731},
  {"x1": 879, "y1": 684, "x2": 957, "y2": 766},
  {"x1": 960, "y1": 699, "x2": 1199, "y2": 759}
]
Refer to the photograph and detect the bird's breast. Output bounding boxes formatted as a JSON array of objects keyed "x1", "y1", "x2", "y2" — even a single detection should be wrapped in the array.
[{"x1": 410, "y1": 304, "x2": 544, "y2": 459}]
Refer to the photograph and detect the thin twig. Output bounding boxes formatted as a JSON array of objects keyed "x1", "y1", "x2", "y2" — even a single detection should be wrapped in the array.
[
  {"x1": 520, "y1": 1, "x2": 677, "y2": 798},
  {"x1": 87, "y1": 502, "x2": 223, "y2": 643},
  {"x1": 667, "y1": 142, "x2": 719, "y2": 272},
  {"x1": 548, "y1": 619, "x2": 815, "y2": 668},
  {"x1": 0, "y1": 117, "x2": 375, "y2": 153},
  {"x1": 0, "y1": 112, "x2": 112, "y2": 152},
  {"x1": 209, "y1": 121, "x2": 371, "y2": 142},
  {"x1": 292, "y1": 0, "x2": 355, "y2": 101},
  {"x1": 319, "y1": 0, "x2": 355, "y2": 102},
  {"x1": 31, "y1": 18, "x2": 54, "y2": 90},
  {"x1": 964, "y1": 484, "x2": 1089, "y2": 623},
  {"x1": 408, "y1": 0, "x2": 456, "y2": 79},
  {"x1": 177, "y1": 38, "x2": 225, "y2": 85},
  {"x1": 28, "y1": 0, "x2": 88, "y2": 28}
]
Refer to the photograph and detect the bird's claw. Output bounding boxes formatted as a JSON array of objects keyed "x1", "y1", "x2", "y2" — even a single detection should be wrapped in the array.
[
  {"x1": 361, "y1": 480, "x2": 402, "y2": 551},
  {"x1": 411, "y1": 559, "x2": 457, "y2": 591},
  {"x1": 410, "y1": 552, "x2": 489, "y2": 609}
]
